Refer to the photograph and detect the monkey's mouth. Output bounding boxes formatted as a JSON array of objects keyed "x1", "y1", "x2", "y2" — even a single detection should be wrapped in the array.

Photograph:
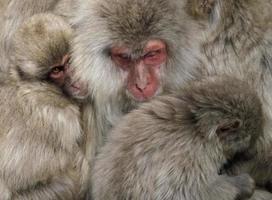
[
  {"x1": 70, "y1": 83, "x2": 80, "y2": 90},
  {"x1": 66, "y1": 82, "x2": 89, "y2": 99}
]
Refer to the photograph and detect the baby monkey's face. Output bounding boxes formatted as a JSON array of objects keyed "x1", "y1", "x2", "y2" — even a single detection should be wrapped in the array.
[
  {"x1": 47, "y1": 54, "x2": 89, "y2": 100},
  {"x1": 11, "y1": 13, "x2": 90, "y2": 101}
]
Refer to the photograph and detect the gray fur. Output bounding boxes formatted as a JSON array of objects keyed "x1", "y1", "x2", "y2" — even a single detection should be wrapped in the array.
[
  {"x1": 0, "y1": 13, "x2": 89, "y2": 199},
  {"x1": 184, "y1": 0, "x2": 272, "y2": 198},
  {"x1": 1, "y1": 0, "x2": 272, "y2": 198},
  {"x1": 0, "y1": 0, "x2": 76, "y2": 72},
  {"x1": 70, "y1": 1, "x2": 272, "y2": 198},
  {"x1": 92, "y1": 76, "x2": 262, "y2": 200},
  {"x1": 70, "y1": 0, "x2": 202, "y2": 164},
  {"x1": 70, "y1": 0, "x2": 272, "y2": 198}
]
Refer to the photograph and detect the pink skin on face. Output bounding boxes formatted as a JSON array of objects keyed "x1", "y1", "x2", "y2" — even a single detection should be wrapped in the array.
[
  {"x1": 49, "y1": 54, "x2": 70, "y2": 87},
  {"x1": 49, "y1": 55, "x2": 89, "y2": 99},
  {"x1": 111, "y1": 40, "x2": 167, "y2": 101}
]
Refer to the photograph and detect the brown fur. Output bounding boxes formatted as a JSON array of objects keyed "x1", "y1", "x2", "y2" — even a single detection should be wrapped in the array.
[{"x1": 0, "y1": 13, "x2": 89, "y2": 199}]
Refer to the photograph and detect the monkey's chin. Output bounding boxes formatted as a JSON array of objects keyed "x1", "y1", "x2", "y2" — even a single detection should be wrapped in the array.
[
  {"x1": 134, "y1": 95, "x2": 151, "y2": 102},
  {"x1": 127, "y1": 93, "x2": 154, "y2": 102},
  {"x1": 127, "y1": 87, "x2": 162, "y2": 102}
]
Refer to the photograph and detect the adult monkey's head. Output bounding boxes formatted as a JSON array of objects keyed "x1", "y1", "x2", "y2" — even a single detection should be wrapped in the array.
[{"x1": 70, "y1": 0, "x2": 200, "y2": 110}]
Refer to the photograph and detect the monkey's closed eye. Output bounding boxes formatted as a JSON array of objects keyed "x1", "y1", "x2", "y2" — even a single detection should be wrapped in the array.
[
  {"x1": 111, "y1": 53, "x2": 132, "y2": 67},
  {"x1": 144, "y1": 49, "x2": 166, "y2": 65},
  {"x1": 144, "y1": 50, "x2": 161, "y2": 58}
]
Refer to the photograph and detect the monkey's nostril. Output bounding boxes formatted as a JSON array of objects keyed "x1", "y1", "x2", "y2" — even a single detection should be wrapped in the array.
[{"x1": 135, "y1": 83, "x2": 146, "y2": 92}]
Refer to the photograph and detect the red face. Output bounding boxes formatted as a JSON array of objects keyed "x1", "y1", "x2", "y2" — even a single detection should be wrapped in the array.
[
  {"x1": 48, "y1": 54, "x2": 88, "y2": 99},
  {"x1": 111, "y1": 40, "x2": 167, "y2": 101}
]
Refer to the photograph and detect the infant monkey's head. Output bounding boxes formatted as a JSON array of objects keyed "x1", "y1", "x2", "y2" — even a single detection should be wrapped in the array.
[
  {"x1": 181, "y1": 76, "x2": 264, "y2": 160},
  {"x1": 10, "y1": 13, "x2": 88, "y2": 99}
]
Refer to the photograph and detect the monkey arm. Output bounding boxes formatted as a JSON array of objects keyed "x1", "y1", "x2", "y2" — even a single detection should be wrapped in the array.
[
  {"x1": 253, "y1": 141, "x2": 272, "y2": 188},
  {"x1": 0, "y1": 83, "x2": 87, "y2": 199},
  {"x1": 248, "y1": 153, "x2": 272, "y2": 190},
  {"x1": 207, "y1": 174, "x2": 255, "y2": 200},
  {"x1": 10, "y1": 150, "x2": 89, "y2": 200},
  {"x1": 11, "y1": 172, "x2": 79, "y2": 200},
  {"x1": 222, "y1": 140, "x2": 272, "y2": 190}
]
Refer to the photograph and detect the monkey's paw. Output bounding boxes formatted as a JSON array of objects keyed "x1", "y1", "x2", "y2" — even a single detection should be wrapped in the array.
[{"x1": 234, "y1": 174, "x2": 255, "y2": 200}]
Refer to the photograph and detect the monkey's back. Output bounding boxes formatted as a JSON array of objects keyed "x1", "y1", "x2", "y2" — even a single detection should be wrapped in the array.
[
  {"x1": 92, "y1": 95, "x2": 225, "y2": 200},
  {"x1": 92, "y1": 75, "x2": 263, "y2": 200},
  {"x1": 0, "y1": 76, "x2": 82, "y2": 191}
]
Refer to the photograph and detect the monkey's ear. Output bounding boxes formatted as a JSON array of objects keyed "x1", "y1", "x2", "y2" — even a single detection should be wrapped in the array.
[
  {"x1": 216, "y1": 119, "x2": 242, "y2": 138},
  {"x1": 187, "y1": 0, "x2": 216, "y2": 19}
]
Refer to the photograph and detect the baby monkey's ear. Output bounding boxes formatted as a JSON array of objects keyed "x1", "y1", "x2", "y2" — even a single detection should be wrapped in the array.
[
  {"x1": 187, "y1": 0, "x2": 216, "y2": 19},
  {"x1": 215, "y1": 119, "x2": 242, "y2": 140}
]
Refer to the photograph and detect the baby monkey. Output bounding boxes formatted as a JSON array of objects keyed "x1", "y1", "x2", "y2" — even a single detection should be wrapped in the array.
[
  {"x1": 92, "y1": 76, "x2": 263, "y2": 200},
  {"x1": 0, "y1": 13, "x2": 89, "y2": 199}
]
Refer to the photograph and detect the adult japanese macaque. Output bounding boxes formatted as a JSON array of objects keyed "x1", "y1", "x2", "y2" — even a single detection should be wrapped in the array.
[
  {"x1": 183, "y1": 0, "x2": 272, "y2": 199},
  {"x1": 91, "y1": 76, "x2": 262, "y2": 200},
  {"x1": 69, "y1": 0, "x2": 272, "y2": 199},
  {"x1": 1, "y1": 1, "x2": 272, "y2": 199},
  {"x1": 0, "y1": 13, "x2": 89, "y2": 199},
  {"x1": 70, "y1": 0, "x2": 201, "y2": 160}
]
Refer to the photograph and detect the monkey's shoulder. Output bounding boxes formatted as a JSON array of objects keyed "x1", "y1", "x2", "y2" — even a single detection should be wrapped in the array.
[
  {"x1": 0, "y1": 80, "x2": 82, "y2": 151},
  {"x1": 18, "y1": 81, "x2": 79, "y2": 110},
  {"x1": 108, "y1": 95, "x2": 193, "y2": 146},
  {"x1": 0, "y1": 80, "x2": 80, "y2": 123}
]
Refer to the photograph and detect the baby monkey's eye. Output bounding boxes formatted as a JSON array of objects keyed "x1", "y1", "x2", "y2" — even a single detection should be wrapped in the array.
[{"x1": 51, "y1": 66, "x2": 65, "y2": 74}]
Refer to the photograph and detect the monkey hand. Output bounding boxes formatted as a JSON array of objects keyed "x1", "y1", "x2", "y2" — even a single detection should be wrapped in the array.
[
  {"x1": 232, "y1": 174, "x2": 255, "y2": 200},
  {"x1": 219, "y1": 149, "x2": 258, "y2": 176}
]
